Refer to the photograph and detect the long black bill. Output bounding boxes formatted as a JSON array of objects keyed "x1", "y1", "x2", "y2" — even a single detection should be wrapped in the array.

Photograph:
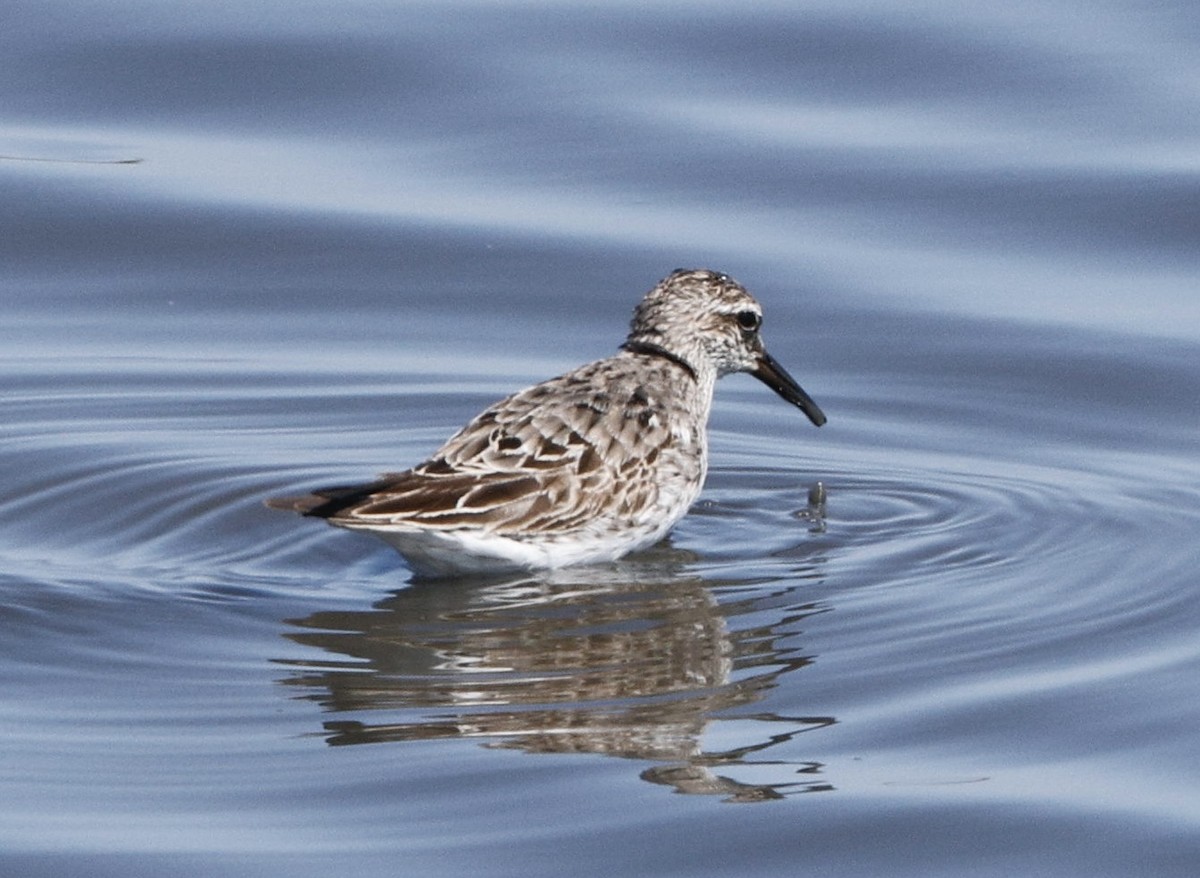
[{"x1": 752, "y1": 350, "x2": 827, "y2": 427}]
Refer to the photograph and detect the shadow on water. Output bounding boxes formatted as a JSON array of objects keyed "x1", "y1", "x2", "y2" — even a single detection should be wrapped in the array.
[{"x1": 277, "y1": 554, "x2": 835, "y2": 802}]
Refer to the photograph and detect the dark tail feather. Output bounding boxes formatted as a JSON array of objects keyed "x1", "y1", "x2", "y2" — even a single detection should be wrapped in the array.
[{"x1": 265, "y1": 481, "x2": 389, "y2": 519}]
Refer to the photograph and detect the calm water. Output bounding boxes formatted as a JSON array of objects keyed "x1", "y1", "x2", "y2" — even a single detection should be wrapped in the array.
[{"x1": 4, "y1": 2, "x2": 1200, "y2": 876}]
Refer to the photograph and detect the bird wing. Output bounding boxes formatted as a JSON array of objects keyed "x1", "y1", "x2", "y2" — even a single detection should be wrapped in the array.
[{"x1": 285, "y1": 358, "x2": 691, "y2": 536}]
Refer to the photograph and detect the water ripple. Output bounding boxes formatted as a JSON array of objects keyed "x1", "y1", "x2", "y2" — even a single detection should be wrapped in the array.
[{"x1": 3, "y1": 326, "x2": 1199, "y2": 816}]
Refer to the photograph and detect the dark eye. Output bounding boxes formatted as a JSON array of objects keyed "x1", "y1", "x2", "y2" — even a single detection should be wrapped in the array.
[{"x1": 735, "y1": 310, "x2": 761, "y2": 332}]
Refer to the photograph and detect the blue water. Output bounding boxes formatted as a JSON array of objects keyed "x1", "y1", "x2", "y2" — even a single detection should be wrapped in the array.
[{"x1": 4, "y1": 2, "x2": 1200, "y2": 876}]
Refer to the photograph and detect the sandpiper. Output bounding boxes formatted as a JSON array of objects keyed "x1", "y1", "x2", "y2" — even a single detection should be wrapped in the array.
[{"x1": 269, "y1": 269, "x2": 825, "y2": 576}]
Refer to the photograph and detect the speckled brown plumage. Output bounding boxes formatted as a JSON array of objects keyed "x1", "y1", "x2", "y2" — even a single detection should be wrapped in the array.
[{"x1": 269, "y1": 269, "x2": 825, "y2": 576}]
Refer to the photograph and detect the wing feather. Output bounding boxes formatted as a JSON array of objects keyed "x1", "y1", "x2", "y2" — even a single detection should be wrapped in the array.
[{"x1": 277, "y1": 355, "x2": 700, "y2": 537}]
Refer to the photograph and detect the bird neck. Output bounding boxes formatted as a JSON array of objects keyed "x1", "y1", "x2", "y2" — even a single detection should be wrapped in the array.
[{"x1": 619, "y1": 340, "x2": 699, "y2": 382}]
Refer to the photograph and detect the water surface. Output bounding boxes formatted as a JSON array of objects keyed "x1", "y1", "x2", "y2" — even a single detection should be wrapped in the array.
[{"x1": 3, "y1": 2, "x2": 1200, "y2": 876}]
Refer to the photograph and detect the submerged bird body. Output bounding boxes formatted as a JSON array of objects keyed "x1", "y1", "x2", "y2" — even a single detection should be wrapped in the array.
[{"x1": 271, "y1": 269, "x2": 825, "y2": 576}]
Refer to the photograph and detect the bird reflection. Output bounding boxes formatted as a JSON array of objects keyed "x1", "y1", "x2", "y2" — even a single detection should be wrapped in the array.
[{"x1": 278, "y1": 560, "x2": 835, "y2": 801}]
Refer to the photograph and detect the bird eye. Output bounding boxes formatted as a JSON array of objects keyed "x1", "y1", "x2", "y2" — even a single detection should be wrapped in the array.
[{"x1": 735, "y1": 310, "x2": 761, "y2": 332}]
